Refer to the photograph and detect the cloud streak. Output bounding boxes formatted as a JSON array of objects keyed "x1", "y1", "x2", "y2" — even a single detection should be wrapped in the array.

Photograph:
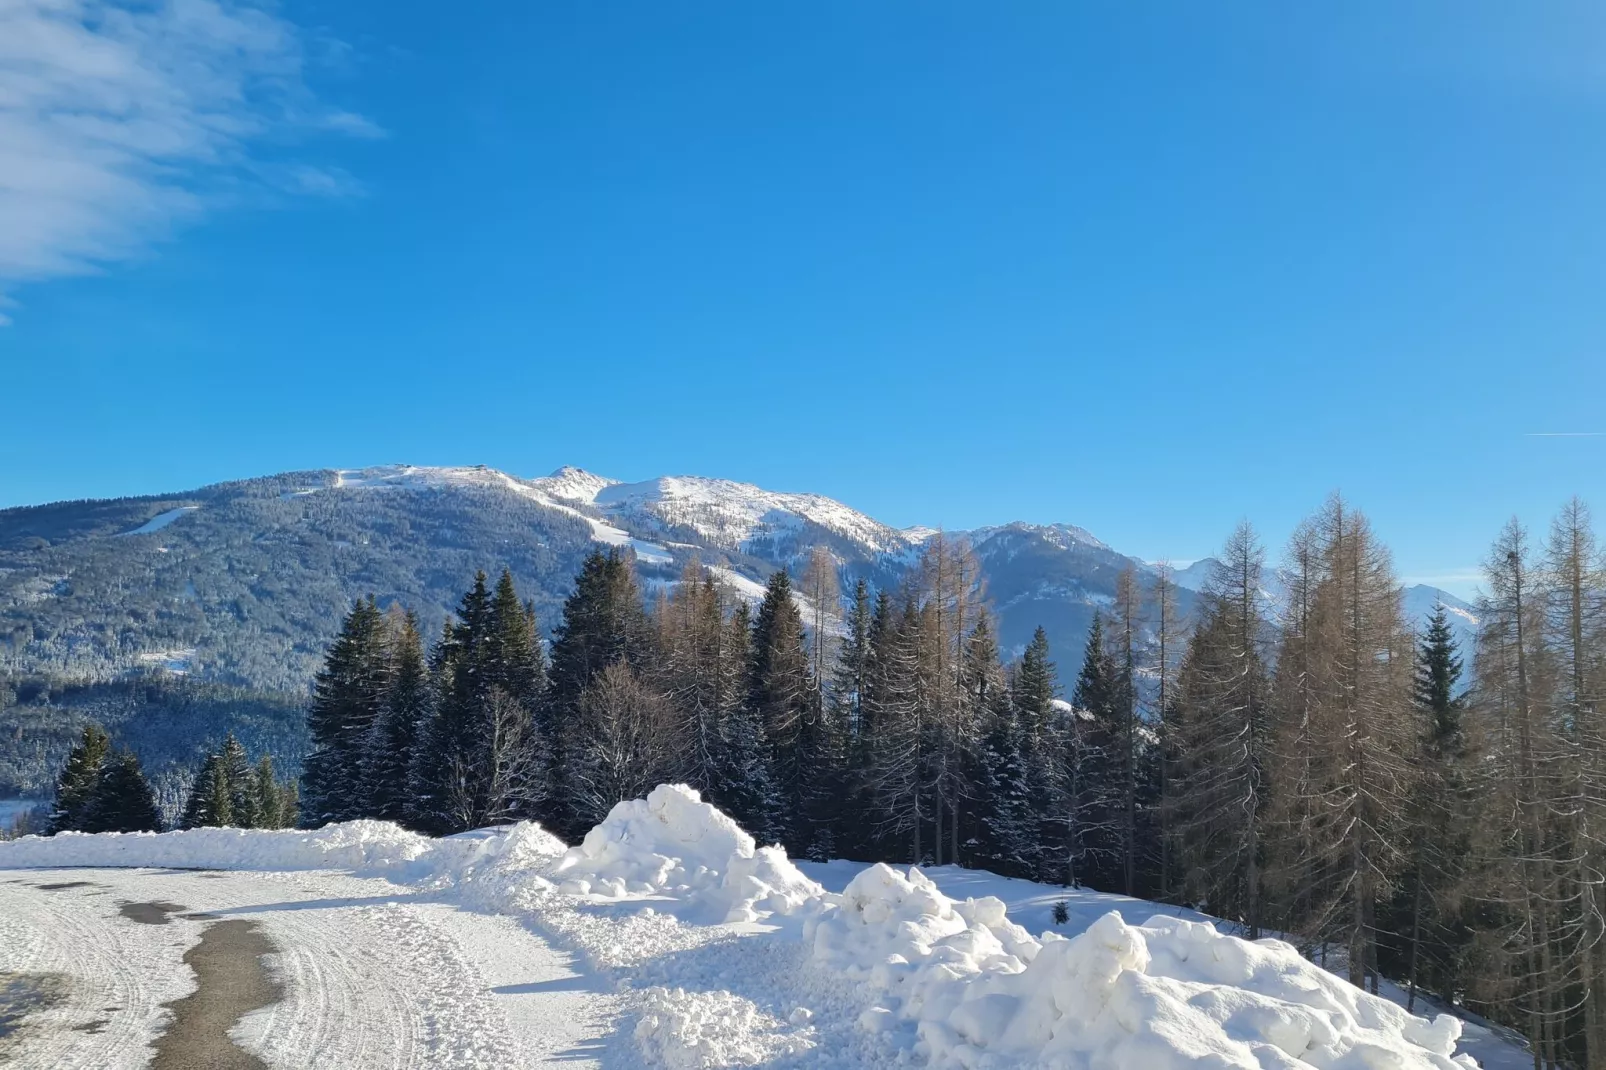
[{"x1": 0, "y1": 0, "x2": 377, "y2": 322}]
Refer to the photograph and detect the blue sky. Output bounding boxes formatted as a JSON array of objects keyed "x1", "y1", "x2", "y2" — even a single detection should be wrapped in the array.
[{"x1": 1, "y1": 2, "x2": 1603, "y2": 597}]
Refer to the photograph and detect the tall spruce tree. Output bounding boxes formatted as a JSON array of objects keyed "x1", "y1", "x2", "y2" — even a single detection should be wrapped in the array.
[
  {"x1": 748, "y1": 570, "x2": 816, "y2": 853},
  {"x1": 182, "y1": 751, "x2": 234, "y2": 828},
  {"x1": 1385, "y1": 603, "x2": 1473, "y2": 1010},
  {"x1": 966, "y1": 618, "x2": 1032, "y2": 876},
  {"x1": 546, "y1": 550, "x2": 652, "y2": 837},
  {"x1": 252, "y1": 756, "x2": 296, "y2": 830},
  {"x1": 48, "y1": 723, "x2": 111, "y2": 834},
  {"x1": 832, "y1": 579, "x2": 873, "y2": 742},
  {"x1": 863, "y1": 593, "x2": 927, "y2": 861},
  {"x1": 219, "y1": 733, "x2": 256, "y2": 824},
  {"x1": 1066, "y1": 614, "x2": 1120, "y2": 889},
  {"x1": 303, "y1": 597, "x2": 391, "y2": 825},
  {"x1": 366, "y1": 610, "x2": 429, "y2": 825},
  {"x1": 1012, "y1": 626, "x2": 1059, "y2": 882},
  {"x1": 717, "y1": 599, "x2": 779, "y2": 840},
  {"x1": 80, "y1": 750, "x2": 162, "y2": 833},
  {"x1": 410, "y1": 574, "x2": 493, "y2": 834},
  {"x1": 412, "y1": 571, "x2": 548, "y2": 834}
]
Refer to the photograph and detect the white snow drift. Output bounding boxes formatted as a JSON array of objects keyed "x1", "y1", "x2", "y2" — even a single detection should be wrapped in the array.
[
  {"x1": 0, "y1": 784, "x2": 1480, "y2": 1069},
  {"x1": 553, "y1": 784, "x2": 822, "y2": 923}
]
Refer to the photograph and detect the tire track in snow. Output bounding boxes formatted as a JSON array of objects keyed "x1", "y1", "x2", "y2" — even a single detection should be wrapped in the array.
[
  {"x1": 0, "y1": 868, "x2": 611, "y2": 1069},
  {"x1": 0, "y1": 876, "x2": 204, "y2": 1069}
]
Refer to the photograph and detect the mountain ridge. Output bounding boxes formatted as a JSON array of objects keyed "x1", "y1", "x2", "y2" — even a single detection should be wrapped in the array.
[{"x1": 0, "y1": 463, "x2": 1474, "y2": 694}]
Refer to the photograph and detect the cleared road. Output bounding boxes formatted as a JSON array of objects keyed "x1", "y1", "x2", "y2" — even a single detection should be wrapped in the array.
[{"x1": 0, "y1": 867, "x2": 618, "y2": 1069}]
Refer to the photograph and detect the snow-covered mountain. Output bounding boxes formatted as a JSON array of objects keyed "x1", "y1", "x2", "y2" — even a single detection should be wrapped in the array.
[
  {"x1": 1169, "y1": 555, "x2": 1480, "y2": 660},
  {"x1": 532, "y1": 468, "x2": 926, "y2": 560},
  {"x1": 0, "y1": 463, "x2": 1477, "y2": 692}
]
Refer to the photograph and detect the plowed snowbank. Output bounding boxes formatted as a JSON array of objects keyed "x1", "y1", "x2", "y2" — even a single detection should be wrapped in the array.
[{"x1": 0, "y1": 818, "x2": 433, "y2": 872}]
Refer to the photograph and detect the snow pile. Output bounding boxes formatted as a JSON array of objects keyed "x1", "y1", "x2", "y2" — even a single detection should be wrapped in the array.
[
  {"x1": 808, "y1": 863, "x2": 1036, "y2": 1007},
  {"x1": 635, "y1": 986, "x2": 816, "y2": 1068},
  {"x1": 0, "y1": 819, "x2": 434, "y2": 874},
  {"x1": 808, "y1": 866, "x2": 1471, "y2": 1069},
  {"x1": 0, "y1": 789, "x2": 1487, "y2": 1069},
  {"x1": 419, "y1": 821, "x2": 568, "y2": 905},
  {"x1": 553, "y1": 784, "x2": 822, "y2": 923}
]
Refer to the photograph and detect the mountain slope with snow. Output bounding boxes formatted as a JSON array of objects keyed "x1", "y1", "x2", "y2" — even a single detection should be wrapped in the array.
[{"x1": 0, "y1": 463, "x2": 1476, "y2": 698}]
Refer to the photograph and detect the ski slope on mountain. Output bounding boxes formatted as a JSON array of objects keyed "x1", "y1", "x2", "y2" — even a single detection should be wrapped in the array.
[{"x1": 0, "y1": 785, "x2": 1515, "y2": 1069}]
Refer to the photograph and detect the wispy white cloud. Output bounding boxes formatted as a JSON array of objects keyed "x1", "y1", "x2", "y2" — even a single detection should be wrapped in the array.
[{"x1": 0, "y1": 0, "x2": 379, "y2": 322}]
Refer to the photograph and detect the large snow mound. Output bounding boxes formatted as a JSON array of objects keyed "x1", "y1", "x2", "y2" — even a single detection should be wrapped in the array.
[
  {"x1": 806, "y1": 865, "x2": 1471, "y2": 1069},
  {"x1": 553, "y1": 784, "x2": 823, "y2": 923}
]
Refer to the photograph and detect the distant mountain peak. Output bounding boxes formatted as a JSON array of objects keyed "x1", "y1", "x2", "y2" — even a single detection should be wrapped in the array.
[
  {"x1": 531, "y1": 466, "x2": 619, "y2": 504},
  {"x1": 970, "y1": 521, "x2": 1109, "y2": 553},
  {"x1": 583, "y1": 473, "x2": 920, "y2": 557}
]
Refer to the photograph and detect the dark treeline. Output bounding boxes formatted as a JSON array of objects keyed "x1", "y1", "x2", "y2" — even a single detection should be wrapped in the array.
[
  {"x1": 303, "y1": 498, "x2": 1606, "y2": 1069},
  {"x1": 43, "y1": 726, "x2": 298, "y2": 835}
]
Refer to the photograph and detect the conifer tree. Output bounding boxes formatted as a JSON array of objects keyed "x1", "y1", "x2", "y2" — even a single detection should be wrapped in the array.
[
  {"x1": 749, "y1": 569, "x2": 816, "y2": 852},
  {"x1": 219, "y1": 733, "x2": 256, "y2": 824},
  {"x1": 81, "y1": 750, "x2": 162, "y2": 833},
  {"x1": 1469, "y1": 518, "x2": 1568, "y2": 1059},
  {"x1": 918, "y1": 535, "x2": 989, "y2": 867},
  {"x1": 483, "y1": 569, "x2": 549, "y2": 821},
  {"x1": 1012, "y1": 626, "x2": 1059, "y2": 881},
  {"x1": 1386, "y1": 603, "x2": 1473, "y2": 1011},
  {"x1": 832, "y1": 578, "x2": 873, "y2": 742},
  {"x1": 657, "y1": 565, "x2": 728, "y2": 800},
  {"x1": 252, "y1": 756, "x2": 295, "y2": 830},
  {"x1": 1066, "y1": 614, "x2": 1120, "y2": 888},
  {"x1": 366, "y1": 610, "x2": 428, "y2": 825},
  {"x1": 303, "y1": 597, "x2": 391, "y2": 825},
  {"x1": 545, "y1": 550, "x2": 652, "y2": 836},
  {"x1": 1542, "y1": 497, "x2": 1606, "y2": 1063},
  {"x1": 48, "y1": 723, "x2": 110, "y2": 834},
  {"x1": 1149, "y1": 563, "x2": 1182, "y2": 902},
  {"x1": 717, "y1": 598, "x2": 779, "y2": 839},
  {"x1": 965, "y1": 618, "x2": 1031, "y2": 875},
  {"x1": 410, "y1": 574, "x2": 491, "y2": 834},
  {"x1": 863, "y1": 593, "x2": 926, "y2": 860},
  {"x1": 182, "y1": 751, "x2": 233, "y2": 828},
  {"x1": 1109, "y1": 566, "x2": 1144, "y2": 895},
  {"x1": 179, "y1": 733, "x2": 265, "y2": 828},
  {"x1": 1265, "y1": 501, "x2": 1414, "y2": 986},
  {"x1": 412, "y1": 571, "x2": 548, "y2": 834}
]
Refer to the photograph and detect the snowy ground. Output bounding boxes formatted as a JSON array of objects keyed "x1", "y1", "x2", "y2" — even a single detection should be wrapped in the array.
[
  {"x1": 0, "y1": 867, "x2": 615, "y2": 1068},
  {"x1": 0, "y1": 786, "x2": 1529, "y2": 1069}
]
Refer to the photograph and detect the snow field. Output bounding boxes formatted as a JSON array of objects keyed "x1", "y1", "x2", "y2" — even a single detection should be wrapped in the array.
[{"x1": 1, "y1": 785, "x2": 1484, "y2": 1069}]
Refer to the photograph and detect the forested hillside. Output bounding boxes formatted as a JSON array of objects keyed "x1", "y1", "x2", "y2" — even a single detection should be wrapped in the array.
[
  {"x1": 0, "y1": 675, "x2": 306, "y2": 810},
  {"x1": 292, "y1": 492, "x2": 1602, "y2": 1068}
]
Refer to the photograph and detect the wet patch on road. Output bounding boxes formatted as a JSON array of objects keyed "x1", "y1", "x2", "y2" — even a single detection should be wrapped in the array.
[
  {"x1": 118, "y1": 900, "x2": 190, "y2": 925},
  {"x1": 151, "y1": 919, "x2": 281, "y2": 1070}
]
